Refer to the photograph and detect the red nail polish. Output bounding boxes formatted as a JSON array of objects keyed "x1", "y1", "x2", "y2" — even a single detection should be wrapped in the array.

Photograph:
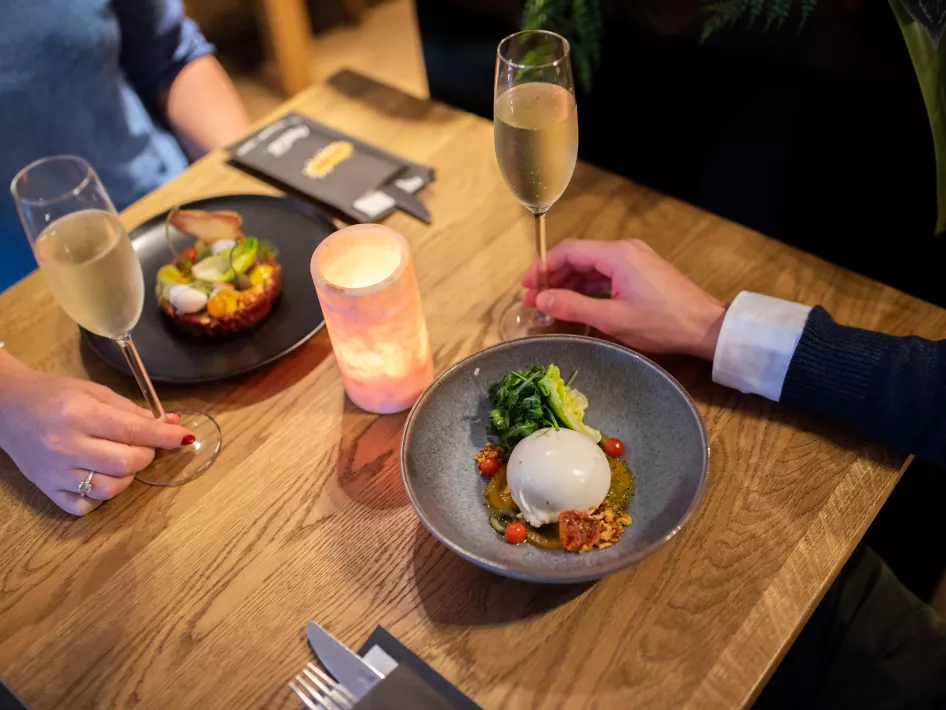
[{"x1": 181, "y1": 435, "x2": 196, "y2": 446}]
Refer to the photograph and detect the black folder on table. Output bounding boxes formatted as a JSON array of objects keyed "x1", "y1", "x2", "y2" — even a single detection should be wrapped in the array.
[
  {"x1": 355, "y1": 626, "x2": 481, "y2": 709},
  {"x1": 230, "y1": 112, "x2": 434, "y2": 224}
]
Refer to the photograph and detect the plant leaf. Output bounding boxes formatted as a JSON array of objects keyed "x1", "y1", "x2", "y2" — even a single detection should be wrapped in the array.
[
  {"x1": 899, "y1": 0, "x2": 946, "y2": 45},
  {"x1": 521, "y1": 0, "x2": 602, "y2": 91},
  {"x1": 891, "y1": 0, "x2": 946, "y2": 233}
]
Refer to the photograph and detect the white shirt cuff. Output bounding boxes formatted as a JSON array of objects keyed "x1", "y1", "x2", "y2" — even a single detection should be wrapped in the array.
[{"x1": 712, "y1": 292, "x2": 812, "y2": 401}]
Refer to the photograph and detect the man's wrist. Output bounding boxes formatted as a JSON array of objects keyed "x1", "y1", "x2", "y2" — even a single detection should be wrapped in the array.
[{"x1": 690, "y1": 299, "x2": 728, "y2": 361}]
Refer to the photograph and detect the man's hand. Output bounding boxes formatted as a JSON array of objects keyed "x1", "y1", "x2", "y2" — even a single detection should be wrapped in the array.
[{"x1": 522, "y1": 239, "x2": 726, "y2": 360}]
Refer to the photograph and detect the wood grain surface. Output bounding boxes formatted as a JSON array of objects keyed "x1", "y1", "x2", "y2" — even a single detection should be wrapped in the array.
[{"x1": 0, "y1": 70, "x2": 940, "y2": 710}]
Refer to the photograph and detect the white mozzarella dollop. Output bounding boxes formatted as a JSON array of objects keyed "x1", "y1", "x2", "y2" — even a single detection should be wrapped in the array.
[
  {"x1": 168, "y1": 284, "x2": 208, "y2": 314},
  {"x1": 506, "y1": 428, "x2": 611, "y2": 527}
]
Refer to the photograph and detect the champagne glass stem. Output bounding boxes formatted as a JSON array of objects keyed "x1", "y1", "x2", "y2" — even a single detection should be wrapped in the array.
[
  {"x1": 116, "y1": 334, "x2": 166, "y2": 420},
  {"x1": 532, "y1": 210, "x2": 553, "y2": 327}
]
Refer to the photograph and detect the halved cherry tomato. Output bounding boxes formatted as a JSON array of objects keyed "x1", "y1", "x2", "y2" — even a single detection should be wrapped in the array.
[
  {"x1": 181, "y1": 247, "x2": 197, "y2": 261},
  {"x1": 504, "y1": 522, "x2": 527, "y2": 545},
  {"x1": 478, "y1": 456, "x2": 501, "y2": 477},
  {"x1": 249, "y1": 264, "x2": 275, "y2": 287},
  {"x1": 207, "y1": 289, "x2": 238, "y2": 318},
  {"x1": 603, "y1": 437, "x2": 625, "y2": 458},
  {"x1": 559, "y1": 511, "x2": 601, "y2": 551}
]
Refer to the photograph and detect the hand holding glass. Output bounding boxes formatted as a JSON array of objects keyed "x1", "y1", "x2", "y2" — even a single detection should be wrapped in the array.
[{"x1": 12, "y1": 156, "x2": 220, "y2": 486}]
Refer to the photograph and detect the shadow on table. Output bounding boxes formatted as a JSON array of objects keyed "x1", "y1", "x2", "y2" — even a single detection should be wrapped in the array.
[
  {"x1": 333, "y1": 402, "x2": 411, "y2": 511},
  {"x1": 78, "y1": 331, "x2": 335, "y2": 412},
  {"x1": 411, "y1": 522, "x2": 593, "y2": 626}
]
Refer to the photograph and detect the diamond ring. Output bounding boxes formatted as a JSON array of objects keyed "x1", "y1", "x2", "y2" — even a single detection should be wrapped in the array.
[{"x1": 77, "y1": 471, "x2": 94, "y2": 498}]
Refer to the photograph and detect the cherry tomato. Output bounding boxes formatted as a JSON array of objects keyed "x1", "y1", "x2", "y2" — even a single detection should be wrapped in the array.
[
  {"x1": 249, "y1": 264, "x2": 275, "y2": 287},
  {"x1": 504, "y1": 522, "x2": 527, "y2": 545},
  {"x1": 558, "y1": 511, "x2": 601, "y2": 551},
  {"x1": 603, "y1": 437, "x2": 625, "y2": 458},
  {"x1": 207, "y1": 289, "x2": 238, "y2": 318},
  {"x1": 478, "y1": 456, "x2": 501, "y2": 476},
  {"x1": 181, "y1": 247, "x2": 197, "y2": 261}
]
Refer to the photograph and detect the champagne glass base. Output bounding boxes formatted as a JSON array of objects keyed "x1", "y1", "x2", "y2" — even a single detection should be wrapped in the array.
[
  {"x1": 499, "y1": 302, "x2": 590, "y2": 340},
  {"x1": 135, "y1": 410, "x2": 222, "y2": 487}
]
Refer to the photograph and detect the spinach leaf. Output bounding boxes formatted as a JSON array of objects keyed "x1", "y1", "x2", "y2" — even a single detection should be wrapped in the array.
[{"x1": 486, "y1": 365, "x2": 559, "y2": 447}]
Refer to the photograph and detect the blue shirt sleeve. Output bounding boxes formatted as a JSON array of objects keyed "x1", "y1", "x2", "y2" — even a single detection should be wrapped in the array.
[{"x1": 112, "y1": 0, "x2": 215, "y2": 110}]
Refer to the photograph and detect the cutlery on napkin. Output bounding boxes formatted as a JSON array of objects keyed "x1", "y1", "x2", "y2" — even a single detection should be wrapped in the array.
[{"x1": 304, "y1": 621, "x2": 481, "y2": 709}]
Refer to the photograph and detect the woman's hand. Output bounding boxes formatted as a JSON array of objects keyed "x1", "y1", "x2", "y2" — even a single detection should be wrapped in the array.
[
  {"x1": 522, "y1": 239, "x2": 727, "y2": 360},
  {"x1": 0, "y1": 355, "x2": 194, "y2": 516}
]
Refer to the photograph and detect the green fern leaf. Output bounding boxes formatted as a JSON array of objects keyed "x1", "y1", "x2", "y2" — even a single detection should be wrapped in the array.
[
  {"x1": 764, "y1": 0, "x2": 794, "y2": 30},
  {"x1": 701, "y1": 0, "x2": 750, "y2": 41},
  {"x1": 522, "y1": 0, "x2": 556, "y2": 31},
  {"x1": 799, "y1": 0, "x2": 818, "y2": 27},
  {"x1": 521, "y1": 0, "x2": 603, "y2": 91},
  {"x1": 702, "y1": 0, "x2": 819, "y2": 39},
  {"x1": 747, "y1": 0, "x2": 765, "y2": 25},
  {"x1": 571, "y1": 0, "x2": 602, "y2": 86},
  {"x1": 573, "y1": 46, "x2": 593, "y2": 90}
]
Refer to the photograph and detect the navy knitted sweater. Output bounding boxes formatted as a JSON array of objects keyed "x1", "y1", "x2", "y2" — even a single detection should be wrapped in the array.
[{"x1": 782, "y1": 307, "x2": 946, "y2": 467}]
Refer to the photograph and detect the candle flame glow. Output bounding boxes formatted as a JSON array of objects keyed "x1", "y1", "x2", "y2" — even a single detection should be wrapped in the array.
[{"x1": 321, "y1": 242, "x2": 400, "y2": 289}]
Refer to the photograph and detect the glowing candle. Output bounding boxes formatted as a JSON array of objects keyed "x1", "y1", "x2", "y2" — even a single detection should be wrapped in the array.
[{"x1": 310, "y1": 224, "x2": 434, "y2": 414}]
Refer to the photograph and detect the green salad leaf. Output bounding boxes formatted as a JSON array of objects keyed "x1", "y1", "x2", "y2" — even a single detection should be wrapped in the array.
[
  {"x1": 230, "y1": 237, "x2": 259, "y2": 275},
  {"x1": 191, "y1": 251, "x2": 235, "y2": 282},
  {"x1": 538, "y1": 365, "x2": 601, "y2": 443},
  {"x1": 486, "y1": 363, "x2": 601, "y2": 447}
]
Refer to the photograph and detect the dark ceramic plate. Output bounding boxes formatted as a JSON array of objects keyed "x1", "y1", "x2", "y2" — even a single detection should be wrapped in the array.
[
  {"x1": 82, "y1": 194, "x2": 335, "y2": 384},
  {"x1": 401, "y1": 336, "x2": 709, "y2": 584}
]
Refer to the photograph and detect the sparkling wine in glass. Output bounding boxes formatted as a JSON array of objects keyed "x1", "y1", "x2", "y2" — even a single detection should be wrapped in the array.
[
  {"x1": 494, "y1": 30, "x2": 588, "y2": 339},
  {"x1": 12, "y1": 155, "x2": 221, "y2": 486}
]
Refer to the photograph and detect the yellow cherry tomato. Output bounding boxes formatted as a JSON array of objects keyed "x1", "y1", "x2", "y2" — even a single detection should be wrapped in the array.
[
  {"x1": 157, "y1": 265, "x2": 191, "y2": 285},
  {"x1": 207, "y1": 289, "x2": 238, "y2": 318},
  {"x1": 249, "y1": 264, "x2": 274, "y2": 287}
]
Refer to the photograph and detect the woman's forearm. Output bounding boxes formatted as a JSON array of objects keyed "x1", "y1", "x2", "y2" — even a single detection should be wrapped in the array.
[{"x1": 161, "y1": 55, "x2": 250, "y2": 158}]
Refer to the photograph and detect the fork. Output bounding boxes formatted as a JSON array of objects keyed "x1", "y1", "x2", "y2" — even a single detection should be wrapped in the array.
[{"x1": 289, "y1": 662, "x2": 359, "y2": 710}]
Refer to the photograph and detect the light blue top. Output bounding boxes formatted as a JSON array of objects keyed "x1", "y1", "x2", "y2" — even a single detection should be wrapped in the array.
[{"x1": 0, "y1": 0, "x2": 213, "y2": 291}]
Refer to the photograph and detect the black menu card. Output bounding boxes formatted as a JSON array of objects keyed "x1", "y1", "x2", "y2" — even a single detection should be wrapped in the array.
[{"x1": 230, "y1": 112, "x2": 434, "y2": 223}]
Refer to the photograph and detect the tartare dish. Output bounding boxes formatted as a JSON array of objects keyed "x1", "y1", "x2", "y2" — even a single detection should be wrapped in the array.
[
  {"x1": 475, "y1": 364, "x2": 635, "y2": 552},
  {"x1": 156, "y1": 208, "x2": 282, "y2": 336}
]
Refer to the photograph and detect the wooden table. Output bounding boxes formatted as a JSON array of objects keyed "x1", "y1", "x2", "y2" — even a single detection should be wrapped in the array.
[{"x1": 0, "y1": 70, "x2": 940, "y2": 709}]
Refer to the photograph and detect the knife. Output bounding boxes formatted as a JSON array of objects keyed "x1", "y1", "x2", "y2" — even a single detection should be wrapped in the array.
[
  {"x1": 380, "y1": 183, "x2": 432, "y2": 224},
  {"x1": 306, "y1": 621, "x2": 385, "y2": 700},
  {"x1": 352, "y1": 173, "x2": 432, "y2": 224}
]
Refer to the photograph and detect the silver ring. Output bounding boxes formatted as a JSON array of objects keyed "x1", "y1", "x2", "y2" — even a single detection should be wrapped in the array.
[{"x1": 77, "y1": 471, "x2": 94, "y2": 498}]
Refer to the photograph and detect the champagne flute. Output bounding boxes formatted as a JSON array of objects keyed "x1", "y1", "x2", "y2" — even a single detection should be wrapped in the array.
[
  {"x1": 494, "y1": 30, "x2": 588, "y2": 339},
  {"x1": 12, "y1": 156, "x2": 221, "y2": 487}
]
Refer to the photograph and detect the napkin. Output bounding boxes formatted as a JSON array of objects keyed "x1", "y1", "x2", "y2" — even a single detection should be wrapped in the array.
[
  {"x1": 0, "y1": 678, "x2": 26, "y2": 709},
  {"x1": 356, "y1": 626, "x2": 481, "y2": 709}
]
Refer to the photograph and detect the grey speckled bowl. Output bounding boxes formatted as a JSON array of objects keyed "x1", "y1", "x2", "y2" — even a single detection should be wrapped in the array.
[{"x1": 400, "y1": 336, "x2": 709, "y2": 584}]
